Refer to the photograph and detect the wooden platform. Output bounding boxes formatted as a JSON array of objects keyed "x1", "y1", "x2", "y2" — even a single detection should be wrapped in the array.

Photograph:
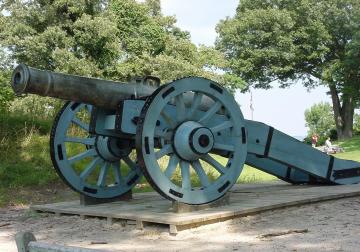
[{"x1": 31, "y1": 183, "x2": 360, "y2": 234}]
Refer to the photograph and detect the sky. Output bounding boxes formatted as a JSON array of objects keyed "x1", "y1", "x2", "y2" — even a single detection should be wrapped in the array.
[{"x1": 160, "y1": 0, "x2": 332, "y2": 137}]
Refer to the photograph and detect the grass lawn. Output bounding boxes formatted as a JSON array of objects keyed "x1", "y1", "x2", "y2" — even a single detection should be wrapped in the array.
[
  {"x1": 334, "y1": 136, "x2": 360, "y2": 162},
  {"x1": 238, "y1": 165, "x2": 277, "y2": 183}
]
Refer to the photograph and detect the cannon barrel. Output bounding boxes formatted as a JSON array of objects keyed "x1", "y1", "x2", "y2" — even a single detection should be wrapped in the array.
[{"x1": 11, "y1": 64, "x2": 156, "y2": 109}]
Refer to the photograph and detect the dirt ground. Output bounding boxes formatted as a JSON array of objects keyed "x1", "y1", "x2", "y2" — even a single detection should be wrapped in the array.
[{"x1": 1, "y1": 195, "x2": 360, "y2": 252}]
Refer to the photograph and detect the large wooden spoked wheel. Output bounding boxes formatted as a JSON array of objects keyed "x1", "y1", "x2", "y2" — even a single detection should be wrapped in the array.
[
  {"x1": 50, "y1": 102, "x2": 142, "y2": 199},
  {"x1": 136, "y1": 78, "x2": 247, "y2": 205}
]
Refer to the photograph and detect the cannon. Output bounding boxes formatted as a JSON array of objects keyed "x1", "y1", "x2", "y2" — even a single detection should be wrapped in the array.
[{"x1": 11, "y1": 64, "x2": 360, "y2": 205}]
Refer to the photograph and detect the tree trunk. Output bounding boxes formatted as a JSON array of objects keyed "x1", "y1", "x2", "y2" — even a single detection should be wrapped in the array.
[
  {"x1": 342, "y1": 93, "x2": 355, "y2": 138},
  {"x1": 329, "y1": 84, "x2": 354, "y2": 140}
]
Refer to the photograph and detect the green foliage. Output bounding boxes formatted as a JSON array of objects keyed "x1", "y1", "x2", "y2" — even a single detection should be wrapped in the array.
[
  {"x1": 110, "y1": 0, "x2": 166, "y2": 57},
  {"x1": 0, "y1": 49, "x2": 14, "y2": 111},
  {"x1": 0, "y1": 70, "x2": 14, "y2": 111},
  {"x1": 304, "y1": 102, "x2": 336, "y2": 143},
  {"x1": 216, "y1": 0, "x2": 327, "y2": 88},
  {"x1": 216, "y1": 0, "x2": 359, "y2": 89},
  {"x1": 216, "y1": 0, "x2": 360, "y2": 136},
  {"x1": 0, "y1": 0, "x2": 120, "y2": 77},
  {"x1": 0, "y1": 0, "x2": 231, "y2": 81}
]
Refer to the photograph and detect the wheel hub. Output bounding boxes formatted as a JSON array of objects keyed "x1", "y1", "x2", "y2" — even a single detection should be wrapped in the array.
[
  {"x1": 95, "y1": 136, "x2": 132, "y2": 162},
  {"x1": 173, "y1": 121, "x2": 214, "y2": 161}
]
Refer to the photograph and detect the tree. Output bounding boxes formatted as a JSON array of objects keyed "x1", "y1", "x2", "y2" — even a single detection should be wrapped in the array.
[
  {"x1": 0, "y1": 0, "x2": 121, "y2": 77},
  {"x1": 108, "y1": 0, "x2": 241, "y2": 87},
  {"x1": 0, "y1": 0, "x2": 121, "y2": 115},
  {"x1": 1, "y1": 0, "x2": 243, "y2": 116},
  {"x1": 0, "y1": 0, "x2": 241, "y2": 88},
  {"x1": 216, "y1": 0, "x2": 360, "y2": 139},
  {"x1": 304, "y1": 102, "x2": 336, "y2": 142}
]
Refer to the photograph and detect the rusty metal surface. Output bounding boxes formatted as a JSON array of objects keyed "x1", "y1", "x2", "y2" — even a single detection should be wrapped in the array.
[{"x1": 11, "y1": 64, "x2": 156, "y2": 109}]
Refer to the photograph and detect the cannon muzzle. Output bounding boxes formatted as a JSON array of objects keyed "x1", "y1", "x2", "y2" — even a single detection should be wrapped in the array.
[
  {"x1": 11, "y1": 64, "x2": 156, "y2": 109},
  {"x1": 12, "y1": 64, "x2": 30, "y2": 95}
]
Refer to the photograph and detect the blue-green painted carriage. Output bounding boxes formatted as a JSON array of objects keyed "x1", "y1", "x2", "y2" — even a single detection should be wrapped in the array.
[{"x1": 11, "y1": 64, "x2": 360, "y2": 205}]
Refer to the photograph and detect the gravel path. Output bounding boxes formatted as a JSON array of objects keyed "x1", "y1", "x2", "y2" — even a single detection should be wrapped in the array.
[{"x1": 1, "y1": 196, "x2": 360, "y2": 251}]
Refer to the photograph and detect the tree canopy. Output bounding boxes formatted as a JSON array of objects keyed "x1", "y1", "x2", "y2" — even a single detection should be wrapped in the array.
[
  {"x1": 0, "y1": 0, "x2": 242, "y2": 86},
  {"x1": 216, "y1": 0, "x2": 360, "y2": 139},
  {"x1": 0, "y1": 0, "x2": 245, "y2": 115}
]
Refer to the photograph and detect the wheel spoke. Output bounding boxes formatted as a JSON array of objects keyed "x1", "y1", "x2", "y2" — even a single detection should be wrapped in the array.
[
  {"x1": 97, "y1": 163, "x2": 109, "y2": 187},
  {"x1": 154, "y1": 129, "x2": 172, "y2": 140},
  {"x1": 201, "y1": 154, "x2": 226, "y2": 175},
  {"x1": 192, "y1": 160, "x2": 210, "y2": 187},
  {"x1": 198, "y1": 101, "x2": 222, "y2": 124},
  {"x1": 80, "y1": 157, "x2": 102, "y2": 180},
  {"x1": 155, "y1": 144, "x2": 173, "y2": 159},
  {"x1": 112, "y1": 162, "x2": 123, "y2": 185},
  {"x1": 72, "y1": 117, "x2": 89, "y2": 131},
  {"x1": 122, "y1": 156, "x2": 137, "y2": 170},
  {"x1": 68, "y1": 149, "x2": 97, "y2": 164},
  {"x1": 175, "y1": 93, "x2": 186, "y2": 123},
  {"x1": 160, "y1": 110, "x2": 176, "y2": 129},
  {"x1": 210, "y1": 121, "x2": 233, "y2": 133},
  {"x1": 164, "y1": 154, "x2": 179, "y2": 179},
  {"x1": 213, "y1": 142, "x2": 235, "y2": 152},
  {"x1": 64, "y1": 137, "x2": 95, "y2": 146},
  {"x1": 180, "y1": 161, "x2": 191, "y2": 189},
  {"x1": 187, "y1": 92, "x2": 203, "y2": 119}
]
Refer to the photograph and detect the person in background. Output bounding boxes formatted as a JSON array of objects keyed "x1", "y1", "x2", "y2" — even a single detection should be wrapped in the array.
[
  {"x1": 324, "y1": 137, "x2": 344, "y2": 154},
  {"x1": 325, "y1": 137, "x2": 335, "y2": 154},
  {"x1": 311, "y1": 133, "x2": 319, "y2": 147},
  {"x1": 325, "y1": 137, "x2": 332, "y2": 148}
]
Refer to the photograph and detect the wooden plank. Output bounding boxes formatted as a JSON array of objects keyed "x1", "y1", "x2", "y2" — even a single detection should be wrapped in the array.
[{"x1": 31, "y1": 183, "x2": 360, "y2": 232}]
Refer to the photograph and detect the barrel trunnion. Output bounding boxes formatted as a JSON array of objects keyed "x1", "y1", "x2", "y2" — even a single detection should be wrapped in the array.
[{"x1": 11, "y1": 64, "x2": 360, "y2": 205}]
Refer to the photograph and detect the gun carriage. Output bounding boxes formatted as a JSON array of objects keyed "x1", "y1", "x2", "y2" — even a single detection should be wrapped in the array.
[{"x1": 11, "y1": 64, "x2": 360, "y2": 205}]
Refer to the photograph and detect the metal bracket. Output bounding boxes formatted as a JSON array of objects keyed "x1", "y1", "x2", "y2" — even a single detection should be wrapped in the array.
[{"x1": 333, "y1": 167, "x2": 360, "y2": 180}]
